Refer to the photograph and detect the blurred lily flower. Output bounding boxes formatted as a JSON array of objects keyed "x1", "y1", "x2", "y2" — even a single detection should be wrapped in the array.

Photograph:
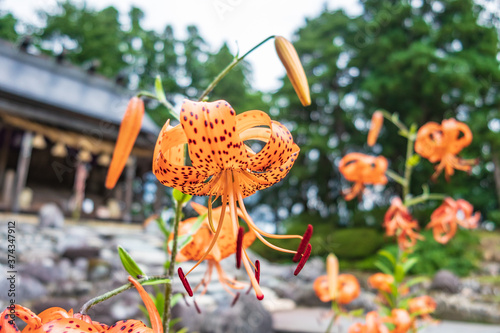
[
  {"x1": 153, "y1": 99, "x2": 312, "y2": 300},
  {"x1": 388, "y1": 309, "x2": 413, "y2": 333},
  {"x1": 409, "y1": 295, "x2": 437, "y2": 320},
  {"x1": 414, "y1": 118, "x2": 477, "y2": 181},
  {"x1": 367, "y1": 273, "x2": 394, "y2": 294},
  {"x1": 313, "y1": 253, "x2": 360, "y2": 304},
  {"x1": 367, "y1": 111, "x2": 384, "y2": 147},
  {"x1": 426, "y1": 197, "x2": 480, "y2": 244},
  {"x1": 172, "y1": 202, "x2": 256, "y2": 301},
  {"x1": 1, "y1": 276, "x2": 162, "y2": 333},
  {"x1": 339, "y1": 153, "x2": 388, "y2": 201},
  {"x1": 274, "y1": 36, "x2": 311, "y2": 106},
  {"x1": 348, "y1": 311, "x2": 390, "y2": 333},
  {"x1": 383, "y1": 197, "x2": 424, "y2": 250}
]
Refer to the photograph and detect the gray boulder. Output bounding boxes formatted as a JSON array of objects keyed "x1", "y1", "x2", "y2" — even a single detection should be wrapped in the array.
[
  {"x1": 430, "y1": 270, "x2": 462, "y2": 294},
  {"x1": 38, "y1": 203, "x2": 64, "y2": 228}
]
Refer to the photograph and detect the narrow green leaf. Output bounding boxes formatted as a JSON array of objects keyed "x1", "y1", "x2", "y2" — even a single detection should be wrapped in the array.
[
  {"x1": 402, "y1": 257, "x2": 419, "y2": 273},
  {"x1": 170, "y1": 293, "x2": 183, "y2": 307},
  {"x1": 172, "y1": 189, "x2": 192, "y2": 206},
  {"x1": 155, "y1": 75, "x2": 167, "y2": 103},
  {"x1": 142, "y1": 278, "x2": 171, "y2": 286},
  {"x1": 118, "y1": 246, "x2": 145, "y2": 278},
  {"x1": 374, "y1": 261, "x2": 392, "y2": 275},
  {"x1": 155, "y1": 214, "x2": 170, "y2": 239},
  {"x1": 405, "y1": 276, "x2": 430, "y2": 287},
  {"x1": 378, "y1": 250, "x2": 396, "y2": 267},
  {"x1": 347, "y1": 308, "x2": 364, "y2": 317}
]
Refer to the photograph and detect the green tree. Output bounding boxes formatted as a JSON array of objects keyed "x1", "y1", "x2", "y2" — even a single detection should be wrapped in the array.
[
  {"x1": 0, "y1": 11, "x2": 17, "y2": 42},
  {"x1": 270, "y1": 0, "x2": 500, "y2": 225}
]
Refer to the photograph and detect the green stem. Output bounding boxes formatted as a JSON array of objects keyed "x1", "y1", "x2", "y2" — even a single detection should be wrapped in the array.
[
  {"x1": 163, "y1": 200, "x2": 184, "y2": 333},
  {"x1": 402, "y1": 126, "x2": 417, "y2": 201},
  {"x1": 404, "y1": 193, "x2": 447, "y2": 207},
  {"x1": 80, "y1": 275, "x2": 169, "y2": 314},
  {"x1": 325, "y1": 302, "x2": 338, "y2": 333},
  {"x1": 380, "y1": 110, "x2": 409, "y2": 138},
  {"x1": 197, "y1": 35, "x2": 275, "y2": 101},
  {"x1": 386, "y1": 169, "x2": 407, "y2": 187},
  {"x1": 137, "y1": 91, "x2": 179, "y2": 121}
]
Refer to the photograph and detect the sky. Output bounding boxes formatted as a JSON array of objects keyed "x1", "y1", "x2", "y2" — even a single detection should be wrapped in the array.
[{"x1": 1, "y1": 0, "x2": 362, "y2": 91}]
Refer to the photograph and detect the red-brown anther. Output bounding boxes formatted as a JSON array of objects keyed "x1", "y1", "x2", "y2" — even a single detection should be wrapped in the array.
[
  {"x1": 193, "y1": 299, "x2": 201, "y2": 314},
  {"x1": 293, "y1": 224, "x2": 313, "y2": 262},
  {"x1": 294, "y1": 243, "x2": 312, "y2": 276},
  {"x1": 231, "y1": 293, "x2": 241, "y2": 307},
  {"x1": 236, "y1": 226, "x2": 244, "y2": 269},
  {"x1": 255, "y1": 259, "x2": 261, "y2": 283},
  {"x1": 178, "y1": 267, "x2": 193, "y2": 297}
]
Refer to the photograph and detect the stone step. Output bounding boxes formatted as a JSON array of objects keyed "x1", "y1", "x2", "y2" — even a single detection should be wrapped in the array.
[{"x1": 272, "y1": 307, "x2": 500, "y2": 333}]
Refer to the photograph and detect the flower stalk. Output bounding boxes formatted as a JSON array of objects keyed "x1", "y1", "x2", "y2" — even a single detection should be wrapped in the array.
[
  {"x1": 163, "y1": 196, "x2": 185, "y2": 333},
  {"x1": 80, "y1": 275, "x2": 169, "y2": 314},
  {"x1": 198, "y1": 35, "x2": 275, "y2": 101}
]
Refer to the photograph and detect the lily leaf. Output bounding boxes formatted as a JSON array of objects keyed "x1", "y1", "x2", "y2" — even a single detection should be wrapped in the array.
[
  {"x1": 155, "y1": 75, "x2": 167, "y2": 103},
  {"x1": 378, "y1": 250, "x2": 396, "y2": 268},
  {"x1": 173, "y1": 189, "x2": 192, "y2": 206},
  {"x1": 142, "y1": 278, "x2": 171, "y2": 286},
  {"x1": 118, "y1": 246, "x2": 145, "y2": 278},
  {"x1": 374, "y1": 261, "x2": 392, "y2": 275},
  {"x1": 402, "y1": 257, "x2": 419, "y2": 273}
]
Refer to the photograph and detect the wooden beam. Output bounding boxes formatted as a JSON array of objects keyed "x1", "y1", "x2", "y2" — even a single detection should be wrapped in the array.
[
  {"x1": 123, "y1": 157, "x2": 136, "y2": 223},
  {"x1": 0, "y1": 126, "x2": 13, "y2": 190},
  {"x1": 12, "y1": 131, "x2": 33, "y2": 212}
]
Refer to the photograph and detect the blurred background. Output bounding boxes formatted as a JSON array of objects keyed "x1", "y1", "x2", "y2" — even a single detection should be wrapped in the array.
[{"x1": 0, "y1": 0, "x2": 499, "y2": 330}]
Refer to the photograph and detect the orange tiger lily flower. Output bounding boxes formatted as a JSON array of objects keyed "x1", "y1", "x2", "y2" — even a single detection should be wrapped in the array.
[
  {"x1": 0, "y1": 277, "x2": 162, "y2": 333},
  {"x1": 106, "y1": 97, "x2": 145, "y2": 189},
  {"x1": 383, "y1": 197, "x2": 424, "y2": 250},
  {"x1": 313, "y1": 254, "x2": 360, "y2": 304},
  {"x1": 348, "y1": 311, "x2": 390, "y2": 333},
  {"x1": 153, "y1": 99, "x2": 312, "y2": 300},
  {"x1": 171, "y1": 202, "x2": 256, "y2": 300},
  {"x1": 388, "y1": 309, "x2": 413, "y2": 333},
  {"x1": 409, "y1": 295, "x2": 437, "y2": 320},
  {"x1": 339, "y1": 153, "x2": 388, "y2": 201},
  {"x1": 426, "y1": 197, "x2": 480, "y2": 244},
  {"x1": 367, "y1": 111, "x2": 384, "y2": 147},
  {"x1": 414, "y1": 118, "x2": 477, "y2": 181},
  {"x1": 368, "y1": 273, "x2": 394, "y2": 293}
]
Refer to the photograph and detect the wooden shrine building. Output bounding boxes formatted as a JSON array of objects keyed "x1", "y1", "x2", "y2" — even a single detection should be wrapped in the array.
[{"x1": 0, "y1": 39, "x2": 160, "y2": 222}]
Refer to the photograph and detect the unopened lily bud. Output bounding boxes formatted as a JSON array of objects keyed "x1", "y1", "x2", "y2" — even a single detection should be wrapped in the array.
[
  {"x1": 367, "y1": 111, "x2": 384, "y2": 147},
  {"x1": 326, "y1": 253, "x2": 338, "y2": 300},
  {"x1": 274, "y1": 36, "x2": 311, "y2": 106},
  {"x1": 105, "y1": 97, "x2": 144, "y2": 189}
]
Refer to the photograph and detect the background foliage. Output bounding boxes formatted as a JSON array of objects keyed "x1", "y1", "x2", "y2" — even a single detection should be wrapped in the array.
[{"x1": 1, "y1": 0, "x2": 499, "y2": 274}]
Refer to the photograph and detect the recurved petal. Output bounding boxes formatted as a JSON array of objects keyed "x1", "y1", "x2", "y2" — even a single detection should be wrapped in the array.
[
  {"x1": 153, "y1": 120, "x2": 210, "y2": 196},
  {"x1": 1, "y1": 305, "x2": 41, "y2": 333},
  {"x1": 313, "y1": 275, "x2": 332, "y2": 302},
  {"x1": 180, "y1": 100, "x2": 248, "y2": 171},
  {"x1": 442, "y1": 119, "x2": 472, "y2": 154},
  {"x1": 247, "y1": 120, "x2": 299, "y2": 172},
  {"x1": 106, "y1": 320, "x2": 151, "y2": 333},
  {"x1": 128, "y1": 276, "x2": 163, "y2": 333}
]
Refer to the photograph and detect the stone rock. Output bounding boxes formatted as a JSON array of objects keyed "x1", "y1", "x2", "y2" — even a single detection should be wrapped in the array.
[
  {"x1": 38, "y1": 203, "x2": 65, "y2": 228},
  {"x1": 18, "y1": 260, "x2": 62, "y2": 284},
  {"x1": 430, "y1": 270, "x2": 462, "y2": 294},
  {"x1": 88, "y1": 259, "x2": 112, "y2": 281},
  {"x1": 0, "y1": 274, "x2": 48, "y2": 302},
  {"x1": 173, "y1": 293, "x2": 273, "y2": 333},
  {"x1": 31, "y1": 298, "x2": 79, "y2": 314},
  {"x1": 433, "y1": 292, "x2": 500, "y2": 324},
  {"x1": 62, "y1": 246, "x2": 100, "y2": 262},
  {"x1": 343, "y1": 291, "x2": 377, "y2": 312}
]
